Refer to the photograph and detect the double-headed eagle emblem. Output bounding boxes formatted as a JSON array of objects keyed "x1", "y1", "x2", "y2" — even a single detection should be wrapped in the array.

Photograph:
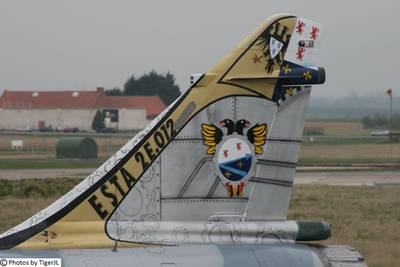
[
  {"x1": 201, "y1": 119, "x2": 268, "y2": 197},
  {"x1": 201, "y1": 119, "x2": 268, "y2": 155}
]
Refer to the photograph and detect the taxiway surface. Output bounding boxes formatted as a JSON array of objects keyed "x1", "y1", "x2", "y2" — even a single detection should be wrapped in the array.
[{"x1": 0, "y1": 168, "x2": 399, "y2": 186}]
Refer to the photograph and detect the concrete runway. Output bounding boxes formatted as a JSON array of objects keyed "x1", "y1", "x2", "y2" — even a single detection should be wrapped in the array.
[
  {"x1": 294, "y1": 170, "x2": 400, "y2": 186},
  {"x1": 0, "y1": 168, "x2": 399, "y2": 186}
]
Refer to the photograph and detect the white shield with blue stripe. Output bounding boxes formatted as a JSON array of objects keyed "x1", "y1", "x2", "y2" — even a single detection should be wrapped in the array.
[
  {"x1": 214, "y1": 135, "x2": 256, "y2": 188},
  {"x1": 270, "y1": 37, "x2": 283, "y2": 59}
]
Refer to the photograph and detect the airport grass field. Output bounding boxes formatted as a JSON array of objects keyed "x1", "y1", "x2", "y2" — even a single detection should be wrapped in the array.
[
  {"x1": 0, "y1": 121, "x2": 399, "y2": 168},
  {"x1": 0, "y1": 179, "x2": 398, "y2": 267},
  {"x1": 289, "y1": 185, "x2": 400, "y2": 267},
  {"x1": 1, "y1": 140, "x2": 398, "y2": 169}
]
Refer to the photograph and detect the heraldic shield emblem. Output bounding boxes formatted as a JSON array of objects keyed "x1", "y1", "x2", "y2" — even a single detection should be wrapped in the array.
[
  {"x1": 269, "y1": 37, "x2": 284, "y2": 59},
  {"x1": 201, "y1": 119, "x2": 268, "y2": 197}
]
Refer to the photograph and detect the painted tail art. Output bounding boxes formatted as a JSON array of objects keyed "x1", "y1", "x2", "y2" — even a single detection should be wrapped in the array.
[{"x1": 0, "y1": 14, "x2": 325, "y2": 249}]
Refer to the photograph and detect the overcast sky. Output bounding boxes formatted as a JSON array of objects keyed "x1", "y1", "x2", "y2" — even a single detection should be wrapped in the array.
[{"x1": 0, "y1": 0, "x2": 398, "y2": 98}]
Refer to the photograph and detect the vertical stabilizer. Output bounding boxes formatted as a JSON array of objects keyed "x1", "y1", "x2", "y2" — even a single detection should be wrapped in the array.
[{"x1": 0, "y1": 15, "x2": 324, "y2": 249}]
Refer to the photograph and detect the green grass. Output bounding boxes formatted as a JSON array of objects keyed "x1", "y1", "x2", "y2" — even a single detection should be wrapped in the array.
[
  {"x1": 0, "y1": 179, "x2": 79, "y2": 232},
  {"x1": 0, "y1": 178, "x2": 78, "y2": 198},
  {"x1": 0, "y1": 181, "x2": 398, "y2": 267},
  {"x1": 296, "y1": 167, "x2": 400, "y2": 173},
  {"x1": 298, "y1": 157, "x2": 400, "y2": 165},
  {"x1": 305, "y1": 118, "x2": 363, "y2": 122},
  {"x1": 0, "y1": 131, "x2": 138, "y2": 138},
  {"x1": 302, "y1": 136, "x2": 388, "y2": 145},
  {"x1": 0, "y1": 147, "x2": 51, "y2": 153},
  {"x1": 0, "y1": 159, "x2": 104, "y2": 169},
  {"x1": 289, "y1": 185, "x2": 400, "y2": 267}
]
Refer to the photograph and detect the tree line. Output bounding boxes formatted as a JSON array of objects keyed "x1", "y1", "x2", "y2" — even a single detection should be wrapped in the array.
[
  {"x1": 92, "y1": 70, "x2": 181, "y2": 132},
  {"x1": 362, "y1": 113, "x2": 400, "y2": 129},
  {"x1": 106, "y1": 70, "x2": 181, "y2": 106}
]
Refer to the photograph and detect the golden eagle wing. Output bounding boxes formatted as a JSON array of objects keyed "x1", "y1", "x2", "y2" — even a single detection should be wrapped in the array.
[
  {"x1": 201, "y1": 123, "x2": 223, "y2": 155},
  {"x1": 247, "y1": 123, "x2": 268, "y2": 154}
]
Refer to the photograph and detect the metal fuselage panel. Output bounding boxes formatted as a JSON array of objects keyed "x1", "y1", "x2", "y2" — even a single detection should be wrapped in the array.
[
  {"x1": 0, "y1": 244, "x2": 325, "y2": 267},
  {"x1": 107, "y1": 91, "x2": 309, "y2": 221}
]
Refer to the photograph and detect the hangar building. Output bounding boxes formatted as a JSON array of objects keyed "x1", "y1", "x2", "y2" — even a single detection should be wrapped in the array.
[{"x1": 0, "y1": 87, "x2": 166, "y2": 131}]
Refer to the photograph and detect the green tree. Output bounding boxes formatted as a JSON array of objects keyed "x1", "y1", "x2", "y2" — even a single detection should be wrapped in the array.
[
  {"x1": 361, "y1": 116, "x2": 373, "y2": 129},
  {"x1": 105, "y1": 87, "x2": 123, "y2": 96},
  {"x1": 92, "y1": 110, "x2": 105, "y2": 132},
  {"x1": 361, "y1": 113, "x2": 400, "y2": 129},
  {"x1": 123, "y1": 70, "x2": 181, "y2": 105}
]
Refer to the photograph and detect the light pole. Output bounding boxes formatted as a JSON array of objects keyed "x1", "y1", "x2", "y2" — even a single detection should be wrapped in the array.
[{"x1": 387, "y1": 88, "x2": 393, "y2": 142}]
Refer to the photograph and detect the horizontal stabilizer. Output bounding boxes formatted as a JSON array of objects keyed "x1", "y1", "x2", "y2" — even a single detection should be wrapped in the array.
[{"x1": 228, "y1": 66, "x2": 325, "y2": 85}]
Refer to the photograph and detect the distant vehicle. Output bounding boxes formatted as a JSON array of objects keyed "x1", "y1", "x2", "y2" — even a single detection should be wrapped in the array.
[
  {"x1": 38, "y1": 126, "x2": 54, "y2": 132},
  {"x1": 0, "y1": 15, "x2": 367, "y2": 267},
  {"x1": 100, "y1": 127, "x2": 118, "y2": 133},
  {"x1": 62, "y1": 127, "x2": 79, "y2": 133},
  {"x1": 15, "y1": 126, "x2": 32, "y2": 132},
  {"x1": 370, "y1": 130, "x2": 389, "y2": 136}
]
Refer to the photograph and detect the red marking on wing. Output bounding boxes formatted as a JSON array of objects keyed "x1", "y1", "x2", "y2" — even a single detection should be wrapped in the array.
[
  {"x1": 223, "y1": 150, "x2": 229, "y2": 158},
  {"x1": 296, "y1": 47, "x2": 305, "y2": 61},
  {"x1": 296, "y1": 20, "x2": 305, "y2": 34},
  {"x1": 236, "y1": 143, "x2": 242, "y2": 150},
  {"x1": 310, "y1": 26, "x2": 319, "y2": 40}
]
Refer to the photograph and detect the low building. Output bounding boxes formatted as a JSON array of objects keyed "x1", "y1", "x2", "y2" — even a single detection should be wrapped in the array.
[{"x1": 0, "y1": 88, "x2": 166, "y2": 131}]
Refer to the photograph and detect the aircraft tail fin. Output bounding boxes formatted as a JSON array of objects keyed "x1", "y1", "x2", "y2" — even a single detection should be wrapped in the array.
[{"x1": 0, "y1": 15, "x2": 324, "y2": 249}]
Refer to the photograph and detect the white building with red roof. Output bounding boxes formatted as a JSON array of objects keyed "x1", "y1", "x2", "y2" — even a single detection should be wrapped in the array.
[{"x1": 0, "y1": 87, "x2": 166, "y2": 131}]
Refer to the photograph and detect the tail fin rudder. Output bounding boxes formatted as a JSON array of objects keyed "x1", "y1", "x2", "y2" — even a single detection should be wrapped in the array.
[
  {"x1": 244, "y1": 18, "x2": 323, "y2": 220},
  {"x1": 0, "y1": 15, "x2": 324, "y2": 249}
]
